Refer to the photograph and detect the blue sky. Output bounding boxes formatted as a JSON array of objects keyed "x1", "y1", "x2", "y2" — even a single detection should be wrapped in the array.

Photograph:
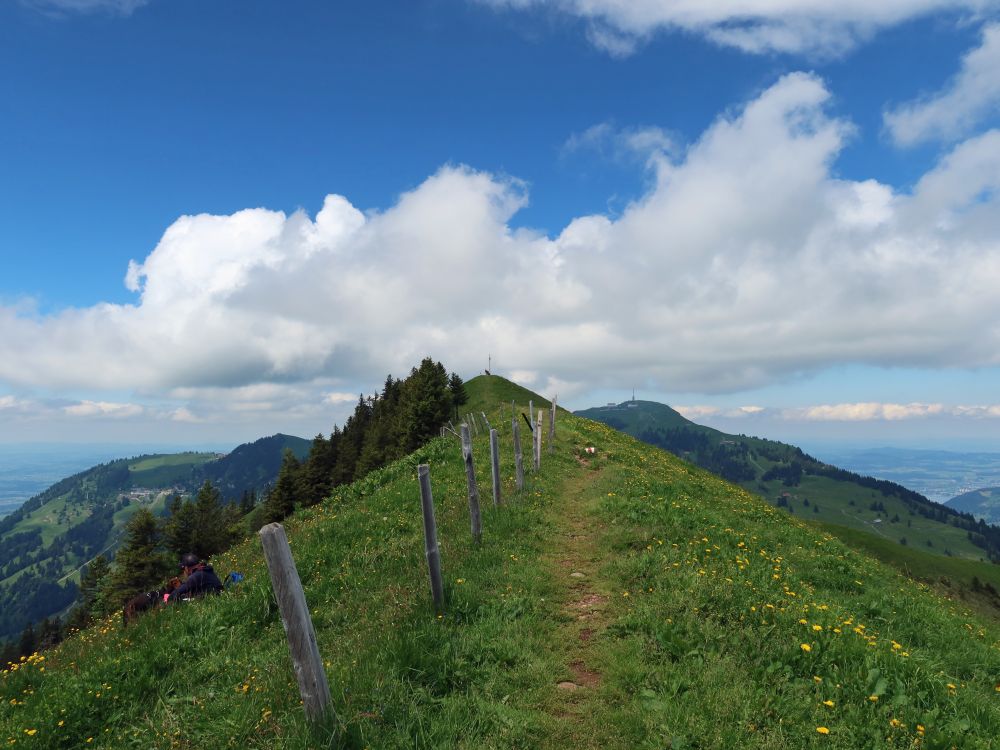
[{"x1": 2, "y1": 0, "x2": 1000, "y2": 449}]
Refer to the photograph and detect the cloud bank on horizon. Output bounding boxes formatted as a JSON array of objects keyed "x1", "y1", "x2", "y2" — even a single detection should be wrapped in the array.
[{"x1": 2, "y1": 69, "x2": 1000, "y2": 431}]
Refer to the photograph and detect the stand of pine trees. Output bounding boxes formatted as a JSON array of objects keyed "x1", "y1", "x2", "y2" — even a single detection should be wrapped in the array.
[
  {"x1": 259, "y1": 358, "x2": 466, "y2": 524},
  {"x1": 1, "y1": 358, "x2": 467, "y2": 667}
]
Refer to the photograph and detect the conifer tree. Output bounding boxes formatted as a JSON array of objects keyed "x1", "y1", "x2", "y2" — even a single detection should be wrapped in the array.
[
  {"x1": 162, "y1": 495, "x2": 197, "y2": 558},
  {"x1": 37, "y1": 617, "x2": 62, "y2": 650},
  {"x1": 190, "y1": 481, "x2": 232, "y2": 560},
  {"x1": 108, "y1": 508, "x2": 171, "y2": 606},
  {"x1": 357, "y1": 375, "x2": 403, "y2": 476},
  {"x1": 399, "y1": 358, "x2": 452, "y2": 453},
  {"x1": 301, "y1": 434, "x2": 334, "y2": 506},
  {"x1": 239, "y1": 488, "x2": 257, "y2": 515},
  {"x1": 332, "y1": 396, "x2": 373, "y2": 485},
  {"x1": 449, "y1": 372, "x2": 468, "y2": 419},
  {"x1": 263, "y1": 450, "x2": 302, "y2": 524},
  {"x1": 71, "y1": 554, "x2": 111, "y2": 626}
]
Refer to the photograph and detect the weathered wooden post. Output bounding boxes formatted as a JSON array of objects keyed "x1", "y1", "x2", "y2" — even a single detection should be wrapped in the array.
[
  {"x1": 548, "y1": 397, "x2": 556, "y2": 453},
  {"x1": 529, "y1": 400, "x2": 534, "y2": 426},
  {"x1": 489, "y1": 428, "x2": 502, "y2": 506},
  {"x1": 417, "y1": 464, "x2": 445, "y2": 612},
  {"x1": 534, "y1": 409, "x2": 543, "y2": 471},
  {"x1": 460, "y1": 424, "x2": 482, "y2": 543},
  {"x1": 512, "y1": 418, "x2": 525, "y2": 491},
  {"x1": 258, "y1": 523, "x2": 333, "y2": 725},
  {"x1": 481, "y1": 411, "x2": 492, "y2": 432}
]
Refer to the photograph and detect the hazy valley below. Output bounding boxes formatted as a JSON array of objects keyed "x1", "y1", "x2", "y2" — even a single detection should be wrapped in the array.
[{"x1": 805, "y1": 446, "x2": 1000, "y2": 504}]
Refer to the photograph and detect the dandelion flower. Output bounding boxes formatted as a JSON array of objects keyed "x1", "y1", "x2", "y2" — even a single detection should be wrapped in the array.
[
  {"x1": 801, "y1": 643, "x2": 812, "y2": 652},
  {"x1": 816, "y1": 726, "x2": 830, "y2": 735},
  {"x1": 822, "y1": 700, "x2": 835, "y2": 707}
]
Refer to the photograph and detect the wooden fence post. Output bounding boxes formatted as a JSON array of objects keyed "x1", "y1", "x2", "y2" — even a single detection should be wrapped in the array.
[
  {"x1": 512, "y1": 418, "x2": 525, "y2": 491},
  {"x1": 534, "y1": 409, "x2": 543, "y2": 471},
  {"x1": 461, "y1": 424, "x2": 482, "y2": 543},
  {"x1": 548, "y1": 397, "x2": 556, "y2": 453},
  {"x1": 258, "y1": 523, "x2": 333, "y2": 725},
  {"x1": 489, "y1": 428, "x2": 502, "y2": 506},
  {"x1": 417, "y1": 464, "x2": 445, "y2": 612},
  {"x1": 529, "y1": 400, "x2": 534, "y2": 427},
  {"x1": 481, "y1": 411, "x2": 492, "y2": 432}
]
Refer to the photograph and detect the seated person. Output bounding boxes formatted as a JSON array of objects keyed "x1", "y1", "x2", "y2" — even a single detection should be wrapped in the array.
[{"x1": 169, "y1": 553, "x2": 223, "y2": 601}]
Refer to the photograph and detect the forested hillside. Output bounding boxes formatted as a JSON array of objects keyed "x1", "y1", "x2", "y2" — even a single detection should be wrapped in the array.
[{"x1": 0, "y1": 437, "x2": 310, "y2": 644}]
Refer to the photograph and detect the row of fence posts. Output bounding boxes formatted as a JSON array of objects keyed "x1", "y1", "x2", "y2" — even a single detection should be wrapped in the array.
[{"x1": 257, "y1": 396, "x2": 558, "y2": 728}]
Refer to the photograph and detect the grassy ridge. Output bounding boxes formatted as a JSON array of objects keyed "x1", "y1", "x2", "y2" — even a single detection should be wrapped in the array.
[{"x1": 2, "y1": 390, "x2": 999, "y2": 747}]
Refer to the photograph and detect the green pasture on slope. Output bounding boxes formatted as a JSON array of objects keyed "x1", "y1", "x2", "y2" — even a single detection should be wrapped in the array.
[{"x1": 759, "y1": 474, "x2": 990, "y2": 561}]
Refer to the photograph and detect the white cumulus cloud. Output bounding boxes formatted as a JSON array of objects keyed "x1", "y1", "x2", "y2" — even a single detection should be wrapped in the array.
[
  {"x1": 885, "y1": 24, "x2": 1000, "y2": 146},
  {"x1": 20, "y1": 0, "x2": 149, "y2": 15},
  {"x1": 478, "y1": 0, "x2": 1000, "y2": 56},
  {"x1": 2, "y1": 73, "x2": 1000, "y2": 425}
]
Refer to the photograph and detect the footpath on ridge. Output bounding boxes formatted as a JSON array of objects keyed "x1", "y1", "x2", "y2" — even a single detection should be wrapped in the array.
[{"x1": 537, "y1": 455, "x2": 620, "y2": 749}]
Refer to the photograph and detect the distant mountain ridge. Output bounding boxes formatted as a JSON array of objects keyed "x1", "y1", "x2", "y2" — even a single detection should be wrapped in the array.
[
  {"x1": 948, "y1": 487, "x2": 1000, "y2": 525},
  {"x1": 577, "y1": 400, "x2": 1000, "y2": 565}
]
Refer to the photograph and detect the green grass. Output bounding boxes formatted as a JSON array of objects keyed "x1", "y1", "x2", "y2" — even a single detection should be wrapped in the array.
[
  {"x1": 128, "y1": 453, "x2": 218, "y2": 489},
  {"x1": 764, "y1": 475, "x2": 989, "y2": 561},
  {"x1": 3, "y1": 395, "x2": 1000, "y2": 748},
  {"x1": 814, "y1": 521, "x2": 1000, "y2": 611},
  {"x1": 5, "y1": 493, "x2": 87, "y2": 548},
  {"x1": 463, "y1": 374, "x2": 560, "y2": 418}
]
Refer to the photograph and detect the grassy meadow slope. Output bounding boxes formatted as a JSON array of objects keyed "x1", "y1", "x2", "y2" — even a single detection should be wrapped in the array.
[
  {"x1": 577, "y1": 400, "x2": 1000, "y2": 615},
  {"x1": 2, "y1": 380, "x2": 999, "y2": 748}
]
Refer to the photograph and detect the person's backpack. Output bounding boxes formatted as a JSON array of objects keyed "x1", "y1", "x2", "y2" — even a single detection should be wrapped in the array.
[{"x1": 223, "y1": 572, "x2": 244, "y2": 589}]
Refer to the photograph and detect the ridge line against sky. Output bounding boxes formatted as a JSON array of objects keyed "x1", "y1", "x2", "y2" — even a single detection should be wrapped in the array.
[{"x1": 1, "y1": 0, "x2": 999, "y2": 448}]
